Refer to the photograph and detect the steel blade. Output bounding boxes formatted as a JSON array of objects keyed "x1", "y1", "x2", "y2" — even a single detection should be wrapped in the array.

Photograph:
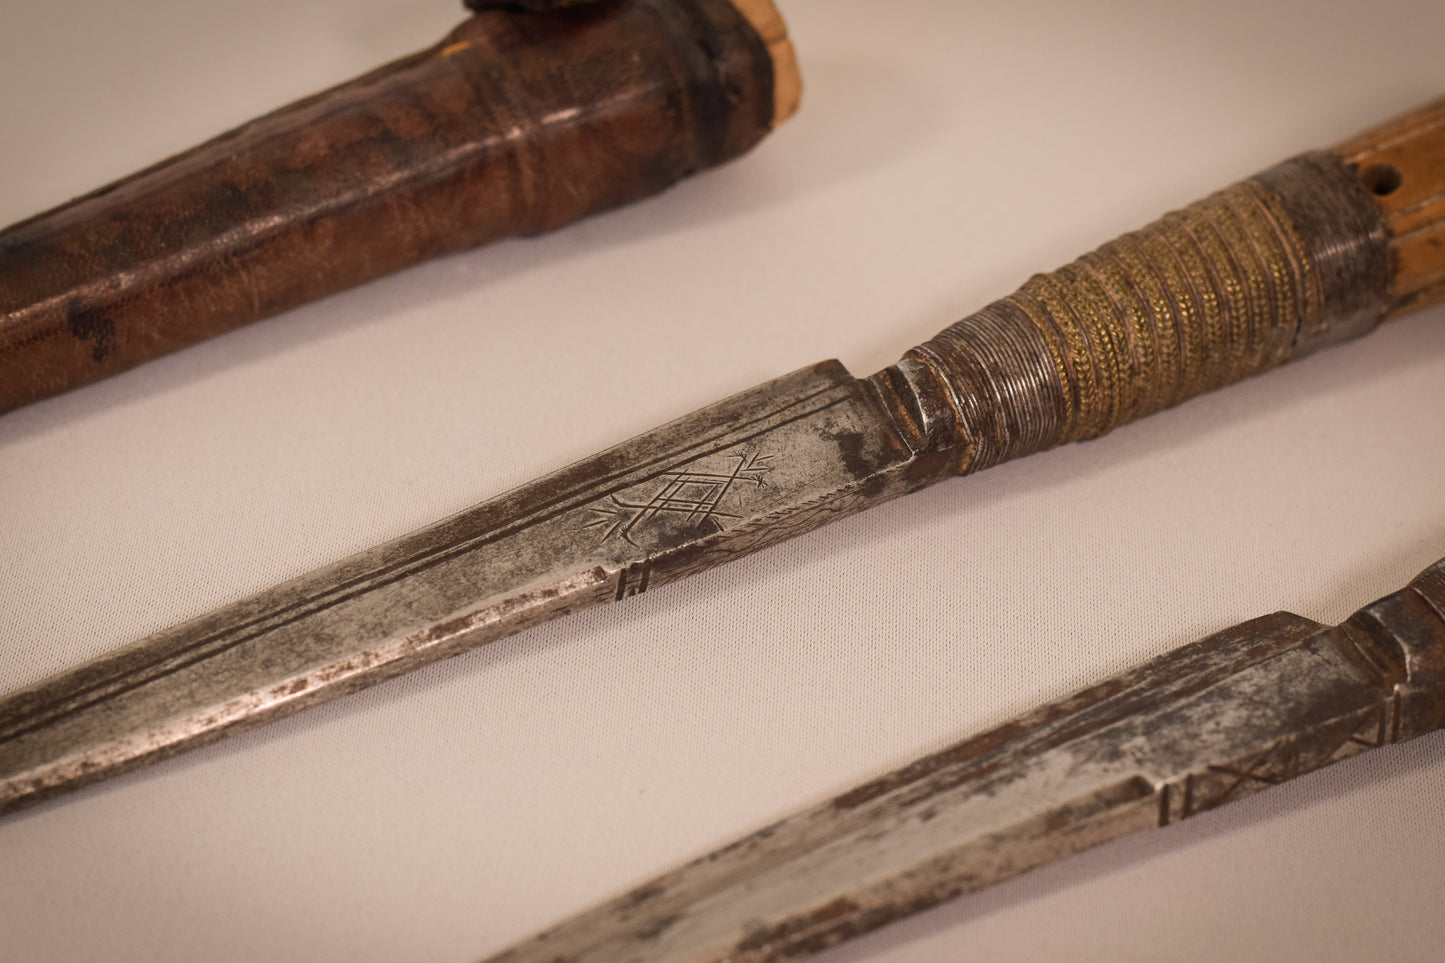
[
  {"x1": 0, "y1": 359, "x2": 953, "y2": 815},
  {"x1": 485, "y1": 561, "x2": 1445, "y2": 963}
]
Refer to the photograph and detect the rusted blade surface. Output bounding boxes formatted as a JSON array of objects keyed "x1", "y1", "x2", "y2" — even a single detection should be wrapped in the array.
[
  {"x1": 487, "y1": 561, "x2": 1445, "y2": 963},
  {"x1": 0, "y1": 360, "x2": 949, "y2": 815}
]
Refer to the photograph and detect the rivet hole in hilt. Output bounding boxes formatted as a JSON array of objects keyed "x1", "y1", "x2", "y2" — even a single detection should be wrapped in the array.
[{"x1": 1334, "y1": 94, "x2": 1445, "y2": 318}]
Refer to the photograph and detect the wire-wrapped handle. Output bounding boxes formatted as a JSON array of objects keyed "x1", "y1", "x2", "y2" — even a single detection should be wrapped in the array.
[{"x1": 905, "y1": 151, "x2": 1395, "y2": 473}]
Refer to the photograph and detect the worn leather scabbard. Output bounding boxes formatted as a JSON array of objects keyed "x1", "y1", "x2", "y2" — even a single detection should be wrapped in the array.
[{"x1": 0, "y1": 0, "x2": 796, "y2": 414}]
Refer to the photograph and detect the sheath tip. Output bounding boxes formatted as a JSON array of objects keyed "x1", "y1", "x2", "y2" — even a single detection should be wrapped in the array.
[{"x1": 730, "y1": 0, "x2": 801, "y2": 126}]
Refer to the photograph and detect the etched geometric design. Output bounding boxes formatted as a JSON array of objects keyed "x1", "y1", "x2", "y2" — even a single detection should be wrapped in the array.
[
  {"x1": 1204, "y1": 736, "x2": 1299, "y2": 797},
  {"x1": 587, "y1": 453, "x2": 774, "y2": 546},
  {"x1": 1326, "y1": 695, "x2": 1398, "y2": 763},
  {"x1": 1159, "y1": 693, "x2": 1401, "y2": 826}
]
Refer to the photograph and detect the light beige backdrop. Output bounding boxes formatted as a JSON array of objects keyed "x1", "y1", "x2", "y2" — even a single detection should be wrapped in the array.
[{"x1": 2, "y1": 1, "x2": 1444, "y2": 960}]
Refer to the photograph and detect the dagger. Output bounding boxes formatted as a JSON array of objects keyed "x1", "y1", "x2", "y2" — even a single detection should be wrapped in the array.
[{"x1": 3, "y1": 75, "x2": 1444, "y2": 827}]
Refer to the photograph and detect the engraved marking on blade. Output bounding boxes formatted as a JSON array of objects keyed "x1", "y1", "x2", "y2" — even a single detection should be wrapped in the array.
[
  {"x1": 615, "y1": 561, "x2": 654, "y2": 601},
  {"x1": 1160, "y1": 694, "x2": 1403, "y2": 824},
  {"x1": 587, "y1": 453, "x2": 773, "y2": 546},
  {"x1": 1327, "y1": 692, "x2": 1400, "y2": 760}
]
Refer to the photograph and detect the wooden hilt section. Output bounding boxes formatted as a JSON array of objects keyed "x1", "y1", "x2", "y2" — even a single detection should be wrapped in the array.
[
  {"x1": 906, "y1": 99, "x2": 1445, "y2": 474},
  {"x1": 0, "y1": 0, "x2": 798, "y2": 415},
  {"x1": 1334, "y1": 96, "x2": 1445, "y2": 318}
]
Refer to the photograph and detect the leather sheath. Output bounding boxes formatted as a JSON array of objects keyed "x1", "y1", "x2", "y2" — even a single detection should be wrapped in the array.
[{"x1": 0, "y1": 0, "x2": 778, "y2": 414}]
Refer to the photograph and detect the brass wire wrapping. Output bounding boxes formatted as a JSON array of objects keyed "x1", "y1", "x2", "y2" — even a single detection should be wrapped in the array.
[{"x1": 909, "y1": 154, "x2": 1388, "y2": 473}]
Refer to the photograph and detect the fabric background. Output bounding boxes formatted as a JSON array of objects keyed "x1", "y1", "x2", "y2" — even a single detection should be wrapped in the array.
[{"x1": 2, "y1": 1, "x2": 1444, "y2": 960}]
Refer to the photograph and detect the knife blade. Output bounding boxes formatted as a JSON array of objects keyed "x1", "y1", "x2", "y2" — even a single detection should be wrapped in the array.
[{"x1": 485, "y1": 558, "x2": 1445, "y2": 962}]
